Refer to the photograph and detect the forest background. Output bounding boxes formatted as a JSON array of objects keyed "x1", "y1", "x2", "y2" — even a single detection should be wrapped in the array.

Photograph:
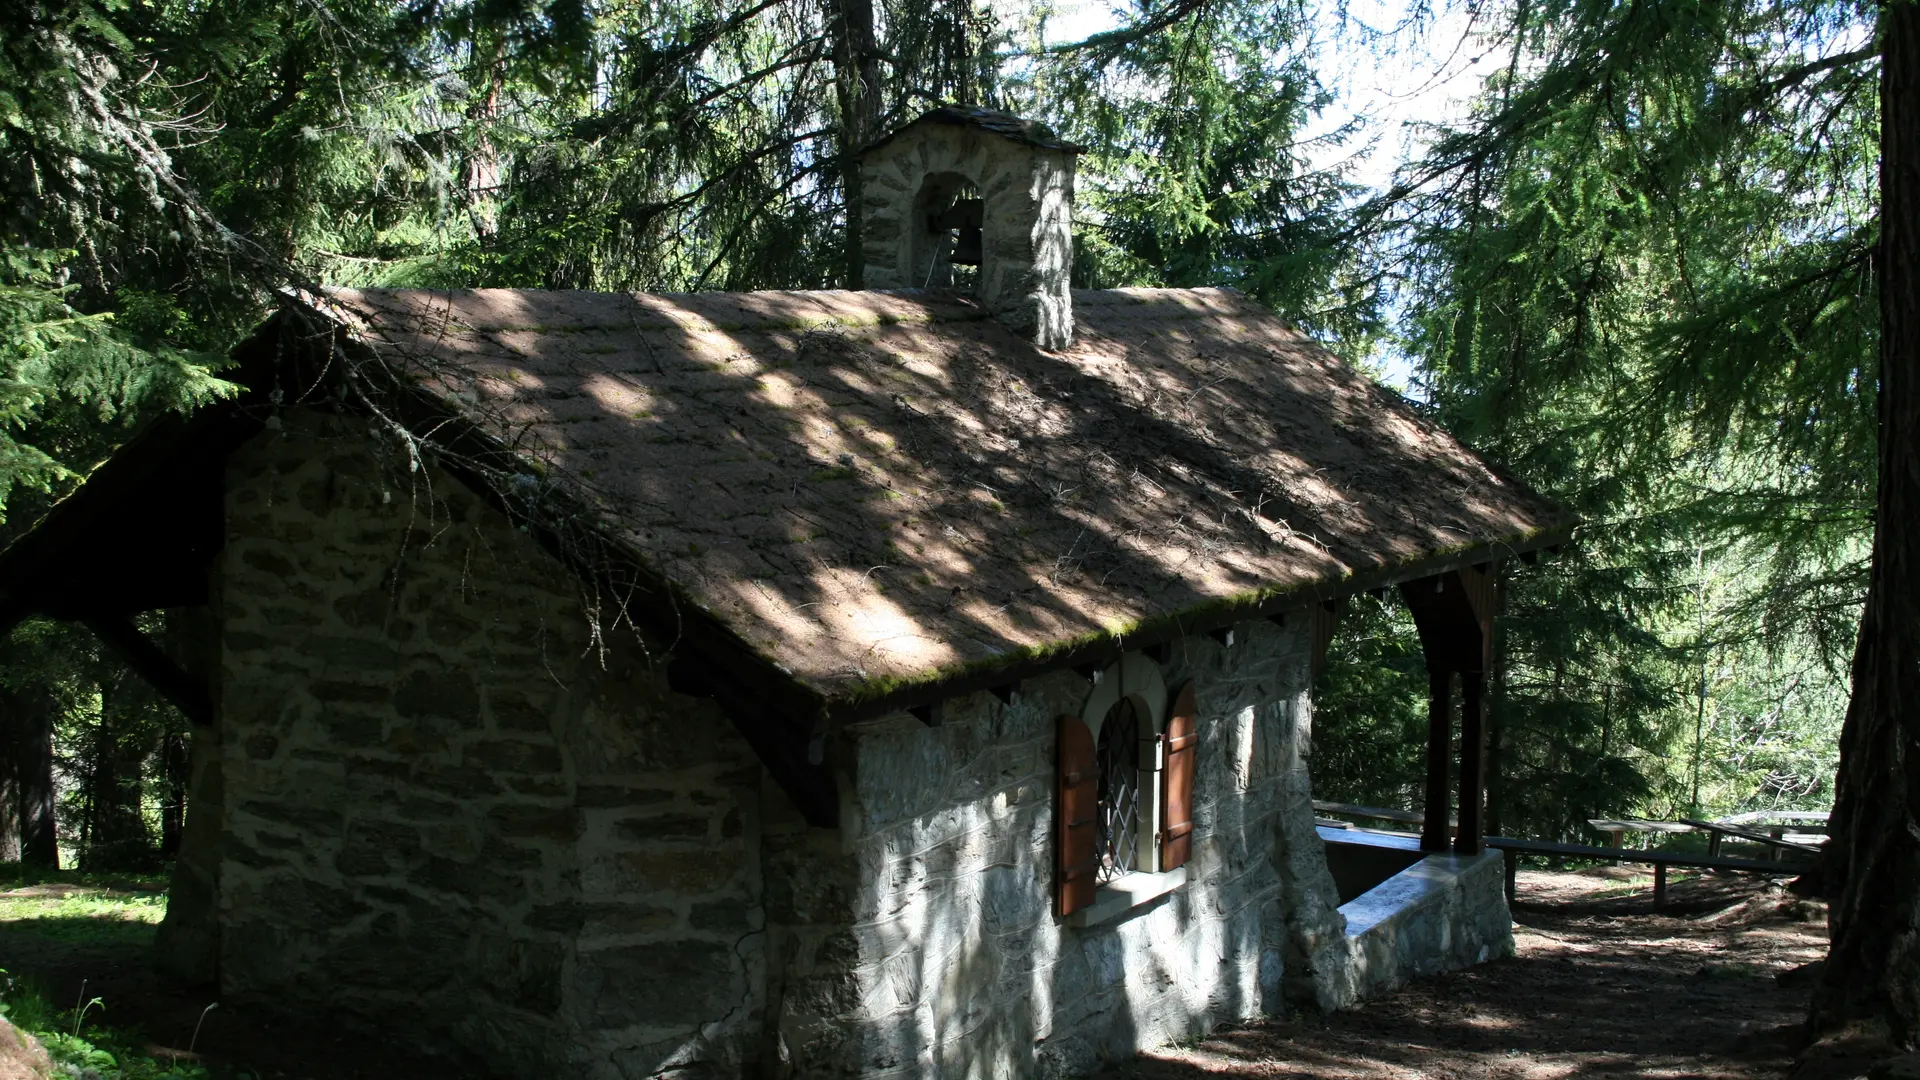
[{"x1": 0, "y1": 0, "x2": 1878, "y2": 870}]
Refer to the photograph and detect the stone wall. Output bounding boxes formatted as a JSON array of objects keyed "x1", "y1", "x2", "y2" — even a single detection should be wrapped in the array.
[
  {"x1": 782, "y1": 620, "x2": 1350, "y2": 1078},
  {"x1": 213, "y1": 411, "x2": 774, "y2": 1077},
  {"x1": 195, "y1": 409, "x2": 1384, "y2": 1079},
  {"x1": 859, "y1": 122, "x2": 1076, "y2": 350}
]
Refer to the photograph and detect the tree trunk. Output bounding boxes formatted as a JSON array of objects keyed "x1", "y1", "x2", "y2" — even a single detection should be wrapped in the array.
[
  {"x1": 82, "y1": 672, "x2": 159, "y2": 871},
  {"x1": 829, "y1": 0, "x2": 882, "y2": 287},
  {"x1": 0, "y1": 704, "x2": 18, "y2": 861},
  {"x1": 950, "y1": 0, "x2": 972, "y2": 104},
  {"x1": 157, "y1": 607, "x2": 202, "y2": 858},
  {"x1": 154, "y1": 719, "x2": 223, "y2": 984},
  {"x1": 160, "y1": 728, "x2": 188, "y2": 857},
  {"x1": 464, "y1": 33, "x2": 507, "y2": 243},
  {"x1": 155, "y1": 605, "x2": 221, "y2": 984},
  {"x1": 1809, "y1": 0, "x2": 1920, "y2": 1045},
  {"x1": 3, "y1": 683, "x2": 59, "y2": 868}
]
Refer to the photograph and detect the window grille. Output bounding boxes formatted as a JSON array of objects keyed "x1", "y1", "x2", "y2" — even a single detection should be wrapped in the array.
[{"x1": 1095, "y1": 698, "x2": 1142, "y2": 882}]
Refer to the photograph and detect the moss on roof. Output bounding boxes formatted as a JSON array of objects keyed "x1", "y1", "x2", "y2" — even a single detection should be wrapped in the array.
[{"x1": 318, "y1": 285, "x2": 1572, "y2": 701}]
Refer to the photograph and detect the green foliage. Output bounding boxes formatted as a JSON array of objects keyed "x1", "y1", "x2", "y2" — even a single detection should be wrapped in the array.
[
  {"x1": 1, "y1": 617, "x2": 190, "y2": 872},
  {"x1": 0, "y1": 969, "x2": 206, "y2": 1079},
  {"x1": 1398, "y1": 0, "x2": 1877, "y2": 648},
  {"x1": 0, "y1": 0, "x2": 1863, "y2": 853},
  {"x1": 1030, "y1": 0, "x2": 1380, "y2": 344},
  {"x1": 0, "y1": 249, "x2": 230, "y2": 515},
  {"x1": 1306, "y1": 0, "x2": 1870, "y2": 837},
  {"x1": 1310, "y1": 597, "x2": 1428, "y2": 810}
]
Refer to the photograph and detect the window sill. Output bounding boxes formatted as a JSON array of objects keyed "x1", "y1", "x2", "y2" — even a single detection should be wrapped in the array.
[{"x1": 1071, "y1": 866, "x2": 1189, "y2": 927}]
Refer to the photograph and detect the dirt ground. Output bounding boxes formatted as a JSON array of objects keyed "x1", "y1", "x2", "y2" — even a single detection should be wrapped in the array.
[
  {"x1": 1099, "y1": 867, "x2": 1828, "y2": 1080},
  {"x1": 0, "y1": 867, "x2": 1825, "y2": 1079}
]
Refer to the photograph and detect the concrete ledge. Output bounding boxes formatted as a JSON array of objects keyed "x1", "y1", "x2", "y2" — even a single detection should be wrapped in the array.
[
  {"x1": 1319, "y1": 826, "x2": 1515, "y2": 1001},
  {"x1": 1071, "y1": 866, "x2": 1188, "y2": 927}
]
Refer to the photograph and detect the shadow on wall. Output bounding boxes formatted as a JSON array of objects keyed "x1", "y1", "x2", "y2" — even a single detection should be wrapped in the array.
[{"x1": 810, "y1": 635, "x2": 1318, "y2": 1078}]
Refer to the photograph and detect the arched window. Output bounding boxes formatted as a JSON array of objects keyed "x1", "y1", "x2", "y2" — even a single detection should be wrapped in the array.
[
  {"x1": 1055, "y1": 654, "x2": 1199, "y2": 917},
  {"x1": 1095, "y1": 697, "x2": 1144, "y2": 881}
]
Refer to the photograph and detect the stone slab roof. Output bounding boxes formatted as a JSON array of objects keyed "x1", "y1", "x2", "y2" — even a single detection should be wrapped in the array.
[
  {"x1": 315, "y1": 286, "x2": 1570, "y2": 702},
  {"x1": 861, "y1": 105, "x2": 1086, "y2": 156}
]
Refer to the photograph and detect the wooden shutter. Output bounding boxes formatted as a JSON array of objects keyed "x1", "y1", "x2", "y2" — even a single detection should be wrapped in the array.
[
  {"x1": 1055, "y1": 713, "x2": 1099, "y2": 916},
  {"x1": 1160, "y1": 682, "x2": 1199, "y2": 871}
]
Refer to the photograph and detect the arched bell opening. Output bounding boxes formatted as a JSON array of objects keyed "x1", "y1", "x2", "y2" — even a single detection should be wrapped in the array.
[{"x1": 909, "y1": 172, "x2": 985, "y2": 292}]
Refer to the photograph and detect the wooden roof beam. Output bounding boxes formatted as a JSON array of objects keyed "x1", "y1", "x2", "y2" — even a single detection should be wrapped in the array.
[{"x1": 81, "y1": 615, "x2": 212, "y2": 727}]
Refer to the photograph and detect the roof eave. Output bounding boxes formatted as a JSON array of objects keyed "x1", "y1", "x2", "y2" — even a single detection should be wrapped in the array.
[
  {"x1": 283, "y1": 301, "x2": 844, "y2": 823},
  {"x1": 821, "y1": 516, "x2": 1578, "y2": 725}
]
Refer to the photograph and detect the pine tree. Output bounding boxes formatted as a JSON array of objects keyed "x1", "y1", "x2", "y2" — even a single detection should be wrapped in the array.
[{"x1": 1812, "y1": 0, "x2": 1920, "y2": 1045}]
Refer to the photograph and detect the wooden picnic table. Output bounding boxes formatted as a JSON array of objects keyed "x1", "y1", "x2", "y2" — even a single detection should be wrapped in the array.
[
  {"x1": 1487, "y1": 834, "x2": 1808, "y2": 907},
  {"x1": 1683, "y1": 817, "x2": 1825, "y2": 860},
  {"x1": 1310, "y1": 799, "x2": 1815, "y2": 907},
  {"x1": 1718, "y1": 810, "x2": 1829, "y2": 826}
]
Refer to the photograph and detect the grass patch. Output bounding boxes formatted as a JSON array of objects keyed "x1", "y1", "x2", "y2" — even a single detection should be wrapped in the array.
[
  {"x1": 0, "y1": 866, "x2": 168, "y2": 948},
  {"x1": 0, "y1": 866, "x2": 215, "y2": 1077}
]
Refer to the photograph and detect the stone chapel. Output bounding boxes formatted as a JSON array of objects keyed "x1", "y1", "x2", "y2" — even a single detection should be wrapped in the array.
[{"x1": 0, "y1": 108, "x2": 1571, "y2": 1078}]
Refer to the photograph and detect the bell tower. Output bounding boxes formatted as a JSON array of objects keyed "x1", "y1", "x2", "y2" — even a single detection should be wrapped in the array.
[{"x1": 857, "y1": 107, "x2": 1082, "y2": 350}]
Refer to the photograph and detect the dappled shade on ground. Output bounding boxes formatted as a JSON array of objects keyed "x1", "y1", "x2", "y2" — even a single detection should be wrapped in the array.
[
  {"x1": 0, "y1": 882, "x2": 167, "y2": 949},
  {"x1": 0, "y1": 876, "x2": 469, "y2": 1077},
  {"x1": 1096, "y1": 869, "x2": 1825, "y2": 1080},
  {"x1": 0, "y1": 868, "x2": 1822, "y2": 1079}
]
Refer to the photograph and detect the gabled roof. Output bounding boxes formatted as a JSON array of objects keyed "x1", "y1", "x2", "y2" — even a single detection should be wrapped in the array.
[
  {"x1": 859, "y1": 105, "x2": 1087, "y2": 156},
  {"x1": 305, "y1": 286, "x2": 1570, "y2": 705},
  {"x1": 0, "y1": 284, "x2": 1571, "y2": 826}
]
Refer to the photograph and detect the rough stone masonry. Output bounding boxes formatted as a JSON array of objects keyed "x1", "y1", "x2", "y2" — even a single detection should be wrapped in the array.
[
  {"x1": 198, "y1": 409, "x2": 1357, "y2": 1078},
  {"x1": 858, "y1": 112, "x2": 1077, "y2": 350},
  {"x1": 214, "y1": 412, "x2": 773, "y2": 1077},
  {"x1": 786, "y1": 620, "x2": 1356, "y2": 1079}
]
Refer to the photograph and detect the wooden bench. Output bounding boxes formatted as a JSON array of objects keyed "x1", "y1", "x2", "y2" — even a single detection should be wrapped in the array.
[
  {"x1": 1315, "y1": 800, "x2": 1815, "y2": 908},
  {"x1": 1486, "y1": 834, "x2": 1808, "y2": 907},
  {"x1": 1586, "y1": 818, "x2": 1694, "y2": 849},
  {"x1": 1718, "y1": 810, "x2": 1829, "y2": 828}
]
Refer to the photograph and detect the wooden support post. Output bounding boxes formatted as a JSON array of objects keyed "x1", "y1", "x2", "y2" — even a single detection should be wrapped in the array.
[
  {"x1": 1421, "y1": 666, "x2": 1454, "y2": 852},
  {"x1": 1654, "y1": 862, "x2": 1668, "y2": 908},
  {"x1": 1456, "y1": 670, "x2": 1485, "y2": 855},
  {"x1": 1503, "y1": 848, "x2": 1518, "y2": 905}
]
